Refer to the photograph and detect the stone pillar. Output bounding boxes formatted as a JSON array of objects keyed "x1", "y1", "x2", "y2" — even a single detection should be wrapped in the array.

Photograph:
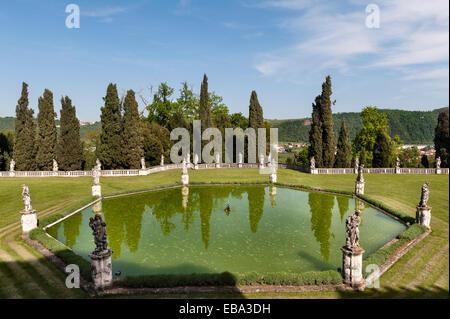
[
  {"x1": 89, "y1": 250, "x2": 113, "y2": 290},
  {"x1": 436, "y1": 168, "x2": 441, "y2": 175},
  {"x1": 161, "y1": 154, "x2": 165, "y2": 167},
  {"x1": 141, "y1": 158, "x2": 146, "y2": 170},
  {"x1": 355, "y1": 180, "x2": 365, "y2": 195},
  {"x1": 341, "y1": 246, "x2": 365, "y2": 289},
  {"x1": 181, "y1": 160, "x2": 189, "y2": 186},
  {"x1": 259, "y1": 154, "x2": 265, "y2": 169},
  {"x1": 21, "y1": 209, "x2": 37, "y2": 233},
  {"x1": 194, "y1": 153, "x2": 199, "y2": 170},
  {"x1": 416, "y1": 206, "x2": 432, "y2": 229},
  {"x1": 238, "y1": 152, "x2": 243, "y2": 168}
]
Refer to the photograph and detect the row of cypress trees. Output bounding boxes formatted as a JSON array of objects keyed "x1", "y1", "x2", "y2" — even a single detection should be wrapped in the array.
[{"x1": 13, "y1": 82, "x2": 83, "y2": 171}]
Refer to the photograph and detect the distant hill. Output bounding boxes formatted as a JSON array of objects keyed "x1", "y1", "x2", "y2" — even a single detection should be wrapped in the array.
[
  {"x1": 267, "y1": 108, "x2": 447, "y2": 144},
  {"x1": 0, "y1": 117, "x2": 100, "y2": 141}
]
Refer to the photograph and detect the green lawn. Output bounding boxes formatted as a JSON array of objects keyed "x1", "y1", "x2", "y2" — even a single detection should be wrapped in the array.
[{"x1": 0, "y1": 168, "x2": 448, "y2": 298}]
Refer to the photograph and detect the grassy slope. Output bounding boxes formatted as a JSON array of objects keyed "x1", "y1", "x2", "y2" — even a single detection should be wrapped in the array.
[{"x1": 0, "y1": 169, "x2": 448, "y2": 298}]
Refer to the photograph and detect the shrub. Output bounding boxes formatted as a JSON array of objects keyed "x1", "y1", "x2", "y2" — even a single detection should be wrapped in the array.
[{"x1": 398, "y1": 224, "x2": 427, "y2": 241}]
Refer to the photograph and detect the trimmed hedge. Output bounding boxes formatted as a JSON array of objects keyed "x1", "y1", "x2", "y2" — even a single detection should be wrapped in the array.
[
  {"x1": 357, "y1": 194, "x2": 416, "y2": 224},
  {"x1": 114, "y1": 270, "x2": 343, "y2": 288},
  {"x1": 397, "y1": 224, "x2": 427, "y2": 240}
]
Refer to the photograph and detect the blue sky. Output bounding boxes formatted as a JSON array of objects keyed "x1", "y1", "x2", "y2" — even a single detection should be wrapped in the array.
[{"x1": 0, "y1": 0, "x2": 448, "y2": 121}]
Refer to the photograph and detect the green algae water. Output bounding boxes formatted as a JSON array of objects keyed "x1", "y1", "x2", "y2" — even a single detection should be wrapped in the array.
[{"x1": 47, "y1": 185, "x2": 405, "y2": 277}]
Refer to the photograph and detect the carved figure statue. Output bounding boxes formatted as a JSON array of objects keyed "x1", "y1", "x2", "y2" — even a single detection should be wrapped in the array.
[
  {"x1": 310, "y1": 156, "x2": 315, "y2": 169},
  {"x1": 10, "y1": 159, "x2": 15, "y2": 172},
  {"x1": 182, "y1": 159, "x2": 188, "y2": 175},
  {"x1": 53, "y1": 159, "x2": 58, "y2": 172},
  {"x1": 140, "y1": 158, "x2": 146, "y2": 169},
  {"x1": 89, "y1": 214, "x2": 110, "y2": 255},
  {"x1": 93, "y1": 165, "x2": 101, "y2": 185},
  {"x1": 436, "y1": 157, "x2": 441, "y2": 169},
  {"x1": 161, "y1": 154, "x2": 165, "y2": 166},
  {"x1": 419, "y1": 182, "x2": 430, "y2": 207},
  {"x1": 21, "y1": 185, "x2": 33, "y2": 211},
  {"x1": 355, "y1": 157, "x2": 359, "y2": 170},
  {"x1": 95, "y1": 158, "x2": 102, "y2": 170},
  {"x1": 396, "y1": 156, "x2": 400, "y2": 169},
  {"x1": 345, "y1": 211, "x2": 361, "y2": 249}
]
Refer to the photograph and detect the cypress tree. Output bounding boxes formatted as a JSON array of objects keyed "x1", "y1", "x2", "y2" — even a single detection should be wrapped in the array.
[
  {"x1": 121, "y1": 89, "x2": 144, "y2": 169},
  {"x1": 421, "y1": 155, "x2": 429, "y2": 168},
  {"x1": 335, "y1": 120, "x2": 351, "y2": 168},
  {"x1": 199, "y1": 74, "x2": 212, "y2": 129},
  {"x1": 13, "y1": 82, "x2": 37, "y2": 171},
  {"x1": 56, "y1": 96, "x2": 83, "y2": 170},
  {"x1": 359, "y1": 147, "x2": 367, "y2": 166},
  {"x1": 372, "y1": 128, "x2": 392, "y2": 168},
  {"x1": 248, "y1": 91, "x2": 264, "y2": 130},
  {"x1": 36, "y1": 89, "x2": 57, "y2": 170},
  {"x1": 434, "y1": 108, "x2": 449, "y2": 168},
  {"x1": 320, "y1": 75, "x2": 335, "y2": 167},
  {"x1": 97, "y1": 83, "x2": 122, "y2": 169},
  {"x1": 308, "y1": 96, "x2": 323, "y2": 167}
]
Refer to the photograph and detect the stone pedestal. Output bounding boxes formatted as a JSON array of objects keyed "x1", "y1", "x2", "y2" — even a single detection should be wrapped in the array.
[
  {"x1": 310, "y1": 168, "x2": 318, "y2": 175},
  {"x1": 416, "y1": 206, "x2": 432, "y2": 229},
  {"x1": 436, "y1": 169, "x2": 441, "y2": 175},
  {"x1": 215, "y1": 162, "x2": 221, "y2": 168},
  {"x1": 395, "y1": 167, "x2": 401, "y2": 174},
  {"x1": 355, "y1": 181, "x2": 365, "y2": 195},
  {"x1": 238, "y1": 163, "x2": 242, "y2": 168},
  {"x1": 92, "y1": 184, "x2": 101, "y2": 197},
  {"x1": 21, "y1": 210, "x2": 37, "y2": 233},
  {"x1": 89, "y1": 250, "x2": 113, "y2": 290},
  {"x1": 9, "y1": 171, "x2": 15, "y2": 177},
  {"x1": 341, "y1": 246, "x2": 365, "y2": 289},
  {"x1": 181, "y1": 173, "x2": 189, "y2": 186}
]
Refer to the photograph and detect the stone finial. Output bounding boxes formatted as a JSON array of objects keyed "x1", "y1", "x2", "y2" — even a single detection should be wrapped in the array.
[
  {"x1": 418, "y1": 182, "x2": 430, "y2": 208},
  {"x1": 9, "y1": 159, "x2": 15, "y2": 172}
]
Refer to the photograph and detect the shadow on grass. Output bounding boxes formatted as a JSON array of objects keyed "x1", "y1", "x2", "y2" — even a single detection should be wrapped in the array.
[{"x1": 337, "y1": 285, "x2": 449, "y2": 299}]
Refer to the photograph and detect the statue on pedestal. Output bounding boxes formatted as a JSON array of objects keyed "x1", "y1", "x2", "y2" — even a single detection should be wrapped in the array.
[
  {"x1": 419, "y1": 182, "x2": 430, "y2": 207},
  {"x1": 10, "y1": 159, "x2": 15, "y2": 172},
  {"x1": 355, "y1": 157, "x2": 359, "y2": 171},
  {"x1": 53, "y1": 159, "x2": 58, "y2": 172},
  {"x1": 89, "y1": 214, "x2": 111, "y2": 256},
  {"x1": 436, "y1": 157, "x2": 441, "y2": 169},
  {"x1": 345, "y1": 211, "x2": 361, "y2": 250},
  {"x1": 396, "y1": 156, "x2": 400, "y2": 169},
  {"x1": 21, "y1": 184, "x2": 33, "y2": 212},
  {"x1": 182, "y1": 159, "x2": 188, "y2": 175},
  {"x1": 93, "y1": 166, "x2": 101, "y2": 185},
  {"x1": 310, "y1": 156, "x2": 315, "y2": 170},
  {"x1": 161, "y1": 154, "x2": 165, "y2": 166},
  {"x1": 141, "y1": 158, "x2": 146, "y2": 170}
]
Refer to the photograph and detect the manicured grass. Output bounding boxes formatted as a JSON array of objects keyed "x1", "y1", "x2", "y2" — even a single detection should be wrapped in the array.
[{"x1": 0, "y1": 168, "x2": 448, "y2": 299}]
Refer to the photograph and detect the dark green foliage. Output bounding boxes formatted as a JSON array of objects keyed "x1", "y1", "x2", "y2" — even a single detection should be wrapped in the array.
[
  {"x1": 56, "y1": 96, "x2": 83, "y2": 170},
  {"x1": 97, "y1": 83, "x2": 122, "y2": 169},
  {"x1": 121, "y1": 90, "x2": 144, "y2": 169},
  {"x1": 13, "y1": 82, "x2": 37, "y2": 171},
  {"x1": 141, "y1": 122, "x2": 171, "y2": 166},
  {"x1": 296, "y1": 146, "x2": 309, "y2": 167},
  {"x1": 248, "y1": 91, "x2": 264, "y2": 130},
  {"x1": 309, "y1": 96, "x2": 323, "y2": 167},
  {"x1": 373, "y1": 128, "x2": 392, "y2": 167},
  {"x1": 397, "y1": 224, "x2": 427, "y2": 240},
  {"x1": 230, "y1": 112, "x2": 249, "y2": 130},
  {"x1": 398, "y1": 147, "x2": 420, "y2": 168},
  {"x1": 147, "y1": 83, "x2": 177, "y2": 127},
  {"x1": 320, "y1": 76, "x2": 335, "y2": 167},
  {"x1": 0, "y1": 130, "x2": 13, "y2": 171},
  {"x1": 177, "y1": 81, "x2": 199, "y2": 120},
  {"x1": 36, "y1": 89, "x2": 57, "y2": 170},
  {"x1": 434, "y1": 108, "x2": 449, "y2": 167},
  {"x1": 114, "y1": 270, "x2": 342, "y2": 288},
  {"x1": 266, "y1": 108, "x2": 444, "y2": 145},
  {"x1": 199, "y1": 74, "x2": 213, "y2": 129},
  {"x1": 421, "y1": 155, "x2": 429, "y2": 168},
  {"x1": 168, "y1": 111, "x2": 190, "y2": 131},
  {"x1": 334, "y1": 120, "x2": 351, "y2": 168},
  {"x1": 363, "y1": 239, "x2": 405, "y2": 277},
  {"x1": 359, "y1": 148, "x2": 367, "y2": 166}
]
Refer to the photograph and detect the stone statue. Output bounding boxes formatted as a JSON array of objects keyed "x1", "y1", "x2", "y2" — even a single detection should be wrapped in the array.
[
  {"x1": 436, "y1": 157, "x2": 441, "y2": 169},
  {"x1": 310, "y1": 156, "x2": 315, "y2": 169},
  {"x1": 93, "y1": 165, "x2": 101, "y2": 185},
  {"x1": 215, "y1": 153, "x2": 220, "y2": 164},
  {"x1": 9, "y1": 159, "x2": 15, "y2": 172},
  {"x1": 21, "y1": 185, "x2": 33, "y2": 211},
  {"x1": 53, "y1": 159, "x2": 58, "y2": 172},
  {"x1": 89, "y1": 214, "x2": 110, "y2": 256},
  {"x1": 141, "y1": 158, "x2": 146, "y2": 169},
  {"x1": 194, "y1": 153, "x2": 199, "y2": 165},
  {"x1": 95, "y1": 158, "x2": 102, "y2": 170},
  {"x1": 345, "y1": 211, "x2": 361, "y2": 250},
  {"x1": 396, "y1": 156, "x2": 400, "y2": 169},
  {"x1": 259, "y1": 154, "x2": 265, "y2": 165},
  {"x1": 419, "y1": 182, "x2": 430, "y2": 207},
  {"x1": 238, "y1": 152, "x2": 243, "y2": 164},
  {"x1": 161, "y1": 154, "x2": 164, "y2": 166},
  {"x1": 357, "y1": 164, "x2": 364, "y2": 183}
]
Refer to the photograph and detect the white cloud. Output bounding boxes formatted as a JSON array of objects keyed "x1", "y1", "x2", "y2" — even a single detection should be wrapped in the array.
[
  {"x1": 251, "y1": 0, "x2": 312, "y2": 10},
  {"x1": 253, "y1": 0, "x2": 449, "y2": 82},
  {"x1": 84, "y1": 7, "x2": 128, "y2": 18},
  {"x1": 402, "y1": 67, "x2": 449, "y2": 80}
]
